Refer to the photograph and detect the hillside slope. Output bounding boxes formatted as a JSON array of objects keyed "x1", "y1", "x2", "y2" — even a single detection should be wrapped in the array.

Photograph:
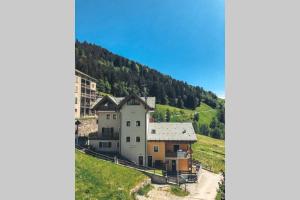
[
  {"x1": 75, "y1": 150, "x2": 147, "y2": 200},
  {"x1": 192, "y1": 135, "x2": 225, "y2": 173},
  {"x1": 75, "y1": 40, "x2": 222, "y2": 110}
]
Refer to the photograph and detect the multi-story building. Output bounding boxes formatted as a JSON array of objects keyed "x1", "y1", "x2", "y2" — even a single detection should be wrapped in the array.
[
  {"x1": 75, "y1": 69, "x2": 98, "y2": 118},
  {"x1": 90, "y1": 94, "x2": 197, "y2": 173}
]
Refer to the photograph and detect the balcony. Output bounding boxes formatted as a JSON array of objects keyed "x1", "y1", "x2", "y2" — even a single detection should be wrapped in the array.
[
  {"x1": 89, "y1": 132, "x2": 120, "y2": 140},
  {"x1": 165, "y1": 150, "x2": 190, "y2": 159}
]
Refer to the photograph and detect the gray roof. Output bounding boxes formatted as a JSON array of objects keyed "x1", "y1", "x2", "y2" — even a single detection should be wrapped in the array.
[
  {"x1": 92, "y1": 95, "x2": 155, "y2": 110},
  {"x1": 147, "y1": 122, "x2": 197, "y2": 142}
]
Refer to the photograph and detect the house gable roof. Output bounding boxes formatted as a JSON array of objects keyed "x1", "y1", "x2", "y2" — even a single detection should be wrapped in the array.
[
  {"x1": 117, "y1": 94, "x2": 155, "y2": 110},
  {"x1": 147, "y1": 122, "x2": 197, "y2": 142},
  {"x1": 92, "y1": 94, "x2": 155, "y2": 111}
]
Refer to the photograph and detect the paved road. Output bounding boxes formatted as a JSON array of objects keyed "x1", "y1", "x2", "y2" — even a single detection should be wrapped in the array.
[
  {"x1": 137, "y1": 169, "x2": 222, "y2": 200},
  {"x1": 183, "y1": 169, "x2": 222, "y2": 200}
]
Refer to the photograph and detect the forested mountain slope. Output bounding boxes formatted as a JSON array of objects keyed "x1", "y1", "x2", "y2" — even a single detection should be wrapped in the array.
[{"x1": 75, "y1": 40, "x2": 225, "y2": 139}]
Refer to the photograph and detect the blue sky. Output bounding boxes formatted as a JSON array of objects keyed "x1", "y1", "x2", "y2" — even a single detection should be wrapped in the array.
[{"x1": 76, "y1": 0, "x2": 224, "y2": 98}]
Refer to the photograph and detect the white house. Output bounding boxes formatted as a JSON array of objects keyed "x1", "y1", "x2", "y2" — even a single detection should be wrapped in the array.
[{"x1": 90, "y1": 94, "x2": 197, "y2": 172}]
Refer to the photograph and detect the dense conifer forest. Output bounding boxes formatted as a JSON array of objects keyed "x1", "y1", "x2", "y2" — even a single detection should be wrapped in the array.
[{"x1": 75, "y1": 40, "x2": 225, "y2": 139}]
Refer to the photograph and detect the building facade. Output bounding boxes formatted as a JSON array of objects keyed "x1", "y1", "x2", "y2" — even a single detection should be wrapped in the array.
[
  {"x1": 90, "y1": 94, "x2": 197, "y2": 173},
  {"x1": 75, "y1": 69, "x2": 98, "y2": 118}
]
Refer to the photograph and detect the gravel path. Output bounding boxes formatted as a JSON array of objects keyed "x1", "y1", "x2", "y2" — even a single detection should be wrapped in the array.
[{"x1": 136, "y1": 169, "x2": 222, "y2": 200}]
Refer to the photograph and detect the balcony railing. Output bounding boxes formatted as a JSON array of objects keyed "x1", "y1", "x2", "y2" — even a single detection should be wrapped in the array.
[
  {"x1": 165, "y1": 150, "x2": 190, "y2": 159},
  {"x1": 89, "y1": 133, "x2": 120, "y2": 140}
]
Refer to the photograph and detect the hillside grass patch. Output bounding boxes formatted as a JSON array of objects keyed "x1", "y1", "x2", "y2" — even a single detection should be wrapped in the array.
[
  {"x1": 75, "y1": 150, "x2": 147, "y2": 200},
  {"x1": 192, "y1": 135, "x2": 225, "y2": 173}
]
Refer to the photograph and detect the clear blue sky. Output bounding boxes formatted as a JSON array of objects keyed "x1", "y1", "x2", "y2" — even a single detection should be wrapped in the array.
[{"x1": 76, "y1": 0, "x2": 224, "y2": 98}]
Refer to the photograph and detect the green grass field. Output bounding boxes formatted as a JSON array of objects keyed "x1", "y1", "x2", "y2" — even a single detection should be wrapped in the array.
[
  {"x1": 155, "y1": 102, "x2": 218, "y2": 128},
  {"x1": 75, "y1": 150, "x2": 147, "y2": 200},
  {"x1": 192, "y1": 135, "x2": 225, "y2": 173}
]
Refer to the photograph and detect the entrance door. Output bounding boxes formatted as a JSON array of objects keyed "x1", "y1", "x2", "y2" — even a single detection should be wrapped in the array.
[
  {"x1": 171, "y1": 160, "x2": 176, "y2": 171},
  {"x1": 148, "y1": 156, "x2": 152, "y2": 167},
  {"x1": 173, "y1": 145, "x2": 180, "y2": 152},
  {"x1": 138, "y1": 156, "x2": 143, "y2": 166}
]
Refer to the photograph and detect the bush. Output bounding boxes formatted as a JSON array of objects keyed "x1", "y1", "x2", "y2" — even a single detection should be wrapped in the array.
[
  {"x1": 170, "y1": 185, "x2": 189, "y2": 197},
  {"x1": 216, "y1": 171, "x2": 225, "y2": 200},
  {"x1": 137, "y1": 184, "x2": 153, "y2": 196},
  {"x1": 199, "y1": 124, "x2": 210, "y2": 136}
]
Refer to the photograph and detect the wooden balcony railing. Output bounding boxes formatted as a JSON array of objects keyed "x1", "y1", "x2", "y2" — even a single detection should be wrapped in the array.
[{"x1": 165, "y1": 150, "x2": 190, "y2": 159}]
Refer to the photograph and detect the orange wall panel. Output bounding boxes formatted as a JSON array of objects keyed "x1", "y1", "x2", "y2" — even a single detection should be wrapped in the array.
[
  {"x1": 178, "y1": 159, "x2": 189, "y2": 171},
  {"x1": 147, "y1": 141, "x2": 165, "y2": 161}
]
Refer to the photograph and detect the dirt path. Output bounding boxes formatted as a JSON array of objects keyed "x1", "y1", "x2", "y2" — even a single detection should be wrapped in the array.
[{"x1": 136, "y1": 169, "x2": 221, "y2": 200}]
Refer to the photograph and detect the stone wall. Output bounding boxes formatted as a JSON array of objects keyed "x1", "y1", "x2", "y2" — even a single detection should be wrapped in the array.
[{"x1": 76, "y1": 117, "x2": 98, "y2": 137}]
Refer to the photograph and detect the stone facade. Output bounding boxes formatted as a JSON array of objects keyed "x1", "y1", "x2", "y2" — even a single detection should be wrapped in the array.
[{"x1": 76, "y1": 117, "x2": 98, "y2": 137}]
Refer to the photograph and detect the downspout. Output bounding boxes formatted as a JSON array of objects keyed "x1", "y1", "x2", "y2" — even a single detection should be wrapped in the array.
[{"x1": 145, "y1": 110, "x2": 148, "y2": 166}]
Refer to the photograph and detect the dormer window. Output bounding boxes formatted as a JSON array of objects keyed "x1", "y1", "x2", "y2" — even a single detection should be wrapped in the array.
[{"x1": 127, "y1": 98, "x2": 140, "y2": 105}]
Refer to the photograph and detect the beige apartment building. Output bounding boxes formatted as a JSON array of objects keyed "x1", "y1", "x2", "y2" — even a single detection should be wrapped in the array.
[
  {"x1": 90, "y1": 94, "x2": 197, "y2": 173},
  {"x1": 75, "y1": 69, "x2": 98, "y2": 118}
]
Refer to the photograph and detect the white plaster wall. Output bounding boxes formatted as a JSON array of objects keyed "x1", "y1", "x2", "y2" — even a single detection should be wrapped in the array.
[
  {"x1": 120, "y1": 103, "x2": 148, "y2": 165},
  {"x1": 97, "y1": 111, "x2": 120, "y2": 135},
  {"x1": 89, "y1": 140, "x2": 119, "y2": 152}
]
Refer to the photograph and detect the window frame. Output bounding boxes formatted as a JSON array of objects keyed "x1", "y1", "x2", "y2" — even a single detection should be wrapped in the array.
[
  {"x1": 136, "y1": 121, "x2": 141, "y2": 127},
  {"x1": 126, "y1": 136, "x2": 130, "y2": 142},
  {"x1": 153, "y1": 145, "x2": 159, "y2": 152},
  {"x1": 136, "y1": 136, "x2": 140, "y2": 142},
  {"x1": 106, "y1": 114, "x2": 110, "y2": 120},
  {"x1": 126, "y1": 121, "x2": 130, "y2": 127}
]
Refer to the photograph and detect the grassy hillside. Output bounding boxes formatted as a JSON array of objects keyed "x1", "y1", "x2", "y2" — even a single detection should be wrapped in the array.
[
  {"x1": 192, "y1": 135, "x2": 225, "y2": 173},
  {"x1": 75, "y1": 150, "x2": 147, "y2": 200},
  {"x1": 155, "y1": 102, "x2": 218, "y2": 129}
]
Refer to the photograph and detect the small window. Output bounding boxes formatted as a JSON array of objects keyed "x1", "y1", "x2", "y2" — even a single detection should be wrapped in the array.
[
  {"x1": 108, "y1": 142, "x2": 112, "y2": 148},
  {"x1": 151, "y1": 129, "x2": 156, "y2": 134},
  {"x1": 136, "y1": 121, "x2": 140, "y2": 126},
  {"x1": 117, "y1": 142, "x2": 119, "y2": 148},
  {"x1": 154, "y1": 146, "x2": 159, "y2": 152},
  {"x1": 96, "y1": 119, "x2": 98, "y2": 123},
  {"x1": 75, "y1": 109, "x2": 77, "y2": 113},
  {"x1": 99, "y1": 142, "x2": 103, "y2": 148},
  {"x1": 113, "y1": 114, "x2": 117, "y2": 120},
  {"x1": 136, "y1": 136, "x2": 140, "y2": 142},
  {"x1": 106, "y1": 114, "x2": 110, "y2": 119},
  {"x1": 75, "y1": 97, "x2": 77, "y2": 104},
  {"x1": 126, "y1": 137, "x2": 130, "y2": 142},
  {"x1": 126, "y1": 121, "x2": 130, "y2": 127}
]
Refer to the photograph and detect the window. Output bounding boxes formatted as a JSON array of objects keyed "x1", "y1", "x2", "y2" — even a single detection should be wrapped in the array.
[
  {"x1": 75, "y1": 97, "x2": 77, "y2": 104},
  {"x1": 136, "y1": 136, "x2": 140, "y2": 142},
  {"x1": 126, "y1": 137, "x2": 130, "y2": 142},
  {"x1": 100, "y1": 142, "x2": 111, "y2": 148},
  {"x1": 154, "y1": 146, "x2": 159, "y2": 152},
  {"x1": 106, "y1": 114, "x2": 110, "y2": 119},
  {"x1": 75, "y1": 109, "x2": 77, "y2": 113},
  {"x1": 126, "y1": 121, "x2": 130, "y2": 127},
  {"x1": 113, "y1": 114, "x2": 117, "y2": 120},
  {"x1": 96, "y1": 119, "x2": 98, "y2": 123},
  {"x1": 117, "y1": 142, "x2": 119, "y2": 148},
  {"x1": 151, "y1": 129, "x2": 156, "y2": 134},
  {"x1": 136, "y1": 121, "x2": 140, "y2": 126}
]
